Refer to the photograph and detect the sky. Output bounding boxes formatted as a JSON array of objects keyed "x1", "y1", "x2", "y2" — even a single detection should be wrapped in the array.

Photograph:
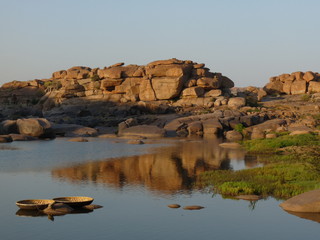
[{"x1": 0, "y1": 0, "x2": 319, "y2": 87}]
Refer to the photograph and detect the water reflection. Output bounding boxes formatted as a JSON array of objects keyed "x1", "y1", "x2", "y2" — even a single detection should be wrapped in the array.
[
  {"x1": 52, "y1": 138, "x2": 259, "y2": 195},
  {"x1": 285, "y1": 211, "x2": 320, "y2": 223},
  {"x1": 16, "y1": 208, "x2": 93, "y2": 222}
]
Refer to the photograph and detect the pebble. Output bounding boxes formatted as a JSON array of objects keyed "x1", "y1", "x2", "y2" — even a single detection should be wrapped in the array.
[
  {"x1": 235, "y1": 195, "x2": 262, "y2": 201},
  {"x1": 183, "y1": 205, "x2": 205, "y2": 210},
  {"x1": 167, "y1": 204, "x2": 181, "y2": 209}
]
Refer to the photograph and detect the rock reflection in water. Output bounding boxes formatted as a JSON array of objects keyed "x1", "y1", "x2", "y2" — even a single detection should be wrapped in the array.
[
  {"x1": 285, "y1": 211, "x2": 320, "y2": 223},
  {"x1": 52, "y1": 138, "x2": 257, "y2": 195}
]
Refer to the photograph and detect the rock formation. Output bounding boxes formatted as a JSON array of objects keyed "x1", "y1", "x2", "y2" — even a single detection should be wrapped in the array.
[
  {"x1": 0, "y1": 58, "x2": 233, "y2": 107},
  {"x1": 264, "y1": 71, "x2": 320, "y2": 95}
]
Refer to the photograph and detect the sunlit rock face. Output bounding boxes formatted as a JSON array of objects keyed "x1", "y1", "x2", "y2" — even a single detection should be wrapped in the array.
[
  {"x1": 0, "y1": 58, "x2": 233, "y2": 107},
  {"x1": 51, "y1": 139, "x2": 257, "y2": 195},
  {"x1": 264, "y1": 71, "x2": 320, "y2": 95}
]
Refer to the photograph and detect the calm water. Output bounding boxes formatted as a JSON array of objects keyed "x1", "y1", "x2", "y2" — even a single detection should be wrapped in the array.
[{"x1": 0, "y1": 137, "x2": 319, "y2": 240}]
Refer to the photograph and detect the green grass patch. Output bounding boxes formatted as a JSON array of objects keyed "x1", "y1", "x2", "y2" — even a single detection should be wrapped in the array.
[
  {"x1": 197, "y1": 162, "x2": 320, "y2": 199},
  {"x1": 196, "y1": 133, "x2": 320, "y2": 199},
  {"x1": 242, "y1": 133, "x2": 320, "y2": 153}
]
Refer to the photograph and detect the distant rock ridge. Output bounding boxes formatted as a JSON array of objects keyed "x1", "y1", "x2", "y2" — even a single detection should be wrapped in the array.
[
  {"x1": 264, "y1": 71, "x2": 320, "y2": 95},
  {"x1": 0, "y1": 58, "x2": 234, "y2": 108}
]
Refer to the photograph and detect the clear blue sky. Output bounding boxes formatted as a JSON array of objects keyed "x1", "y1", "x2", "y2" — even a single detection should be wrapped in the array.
[{"x1": 0, "y1": 0, "x2": 319, "y2": 87}]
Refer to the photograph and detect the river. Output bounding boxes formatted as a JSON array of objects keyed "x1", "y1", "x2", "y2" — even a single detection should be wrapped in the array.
[{"x1": 0, "y1": 137, "x2": 319, "y2": 240}]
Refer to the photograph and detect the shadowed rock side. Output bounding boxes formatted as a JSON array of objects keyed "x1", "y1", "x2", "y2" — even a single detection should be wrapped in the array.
[{"x1": 51, "y1": 139, "x2": 258, "y2": 195}]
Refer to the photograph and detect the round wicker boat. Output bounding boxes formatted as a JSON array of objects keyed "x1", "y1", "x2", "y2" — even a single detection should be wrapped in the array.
[
  {"x1": 52, "y1": 196, "x2": 94, "y2": 208},
  {"x1": 16, "y1": 199, "x2": 55, "y2": 210}
]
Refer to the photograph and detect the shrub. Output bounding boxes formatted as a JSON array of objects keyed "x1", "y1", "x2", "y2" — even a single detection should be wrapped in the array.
[
  {"x1": 91, "y1": 74, "x2": 100, "y2": 82},
  {"x1": 234, "y1": 123, "x2": 245, "y2": 134}
]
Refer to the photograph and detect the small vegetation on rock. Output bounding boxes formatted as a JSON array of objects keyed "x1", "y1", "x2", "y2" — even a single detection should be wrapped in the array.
[
  {"x1": 234, "y1": 123, "x2": 245, "y2": 134},
  {"x1": 44, "y1": 81, "x2": 62, "y2": 90},
  {"x1": 90, "y1": 74, "x2": 100, "y2": 82},
  {"x1": 300, "y1": 94, "x2": 311, "y2": 102}
]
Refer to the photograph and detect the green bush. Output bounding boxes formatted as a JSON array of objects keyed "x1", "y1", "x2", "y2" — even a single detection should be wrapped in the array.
[{"x1": 234, "y1": 123, "x2": 245, "y2": 134}]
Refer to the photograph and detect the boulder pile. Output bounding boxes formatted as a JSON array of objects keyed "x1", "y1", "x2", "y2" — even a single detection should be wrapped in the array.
[
  {"x1": 264, "y1": 71, "x2": 320, "y2": 95},
  {"x1": 43, "y1": 58, "x2": 234, "y2": 107}
]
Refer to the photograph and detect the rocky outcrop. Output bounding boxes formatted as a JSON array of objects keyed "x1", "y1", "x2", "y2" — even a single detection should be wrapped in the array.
[
  {"x1": 280, "y1": 189, "x2": 320, "y2": 213},
  {"x1": 264, "y1": 71, "x2": 320, "y2": 95},
  {"x1": 0, "y1": 59, "x2": 233, "y2": 110}
]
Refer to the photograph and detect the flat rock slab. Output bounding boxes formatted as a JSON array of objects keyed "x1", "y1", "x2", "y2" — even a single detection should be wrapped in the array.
[
  {"x1": 235, "y1": 195, "x2": 262, "y2": 201},
  {"x1": 120, "y1": 125, "x2": 166, "y2": 138},
  {"x1": 183, "y1": 205, "x2": 205, "y2": 210},
  {"x1": 68, "y1": 137, "x2": 89, "y2": 142},
  {"x1": 279, "y1": 189, "x2": 320, "y2": 213}
]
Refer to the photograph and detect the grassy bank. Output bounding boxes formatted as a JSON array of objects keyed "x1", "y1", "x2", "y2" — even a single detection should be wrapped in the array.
[{"x1": 197, "y1": 134, "x2": 320, "y2": 199}]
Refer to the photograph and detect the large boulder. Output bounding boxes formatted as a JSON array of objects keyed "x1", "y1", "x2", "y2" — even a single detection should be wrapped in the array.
[
  {"x1": 98, "y1": 65, "x2": 142, "y2": 79},
  {"x1": 291, "y1": 80, "x2": 307, "y2": 95},
  {"x1": 139, "y1": 79, "x2": 157, "y2": 101},
  {"x1": 282, "y1": 81, "x2": 292, "y2": 95},
  {"x1": 308, "y1": 81, "x2": 320, "y2": 93},
  {"x1": 181, "y1": 87, "x2": 204, "y2": 98},
  {"x1": 204, "y1": 89, "x2": 222, "y2": 97},
  {"x1": 119, "y1": 125, "x2": 166, "y2": 138},
  {"x1": 197, "y1": 77, "x2": 221, "y2": 89},
  {"x1": 66, "y1": 66, "x2": 91, "y2": 80},
  {"x1": 264, "y1": 80, "x2": 283, "y2": 94},
  {"x1": 16, "y1": 118, "x2": 54, "y2": 138},
  {"x1": 100, "y1": 79, "x2": 123, "y2": 91},
  {"x1": 303, "y1": 71, "x2": 315, "y2": 82},
  {"x1": 187, "y1": 121, "x2": 203, "y2": 135},
  {"x1": 145, "y1": 64, "x2": 192, "y2": 78},
  {"x1": 225, "y1": 130, "x2": 243, "y2": 142},
  {"x1": 220, "y1": 76, "x2": 234, "y2": 88},
  {"x1": 152, "y1": 77, "x2": 186, "y2": 100},
  {"x1": 228, "y1": 97, "x2": 246, "y2": 109},
  {"x1": 280, "y1": 189, "x2": 320, "y2": 213},
  {"x1": 202, "y1": 119, "x2": 223, "y2": 135},
  {"x1": 52, "y1": 70, "x2": 67, "y2": 79}
]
